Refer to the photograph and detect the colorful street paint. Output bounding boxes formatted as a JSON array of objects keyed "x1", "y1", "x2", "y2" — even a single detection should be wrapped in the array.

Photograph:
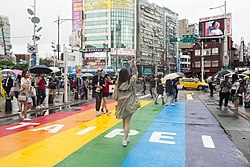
[{"x1": 0, "y1": 101, "x2": 248, "y2": 167}]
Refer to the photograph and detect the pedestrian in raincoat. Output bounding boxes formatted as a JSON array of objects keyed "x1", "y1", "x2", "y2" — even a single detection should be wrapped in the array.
[{"x1": 113, "y1": 58, "x2": 140, "y2": 147}]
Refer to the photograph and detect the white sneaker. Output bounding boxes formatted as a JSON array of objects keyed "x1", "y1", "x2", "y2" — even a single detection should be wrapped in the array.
[
  {"x1": 40, "y1": 104, "x2": 45, "y2": 108},
  {"x1": 126, "y1": 136, "x2": 130, "y2": 143},
  {"x1": 96, "y1": 111, "x2": 100, "y2": 116},
  {"x1": 36, "y1": 105, "x2": 41, "y2": 109},
  {"x1": 122, "y1": 139, "x2": 127, "y2": 147},
  {"x1": 171, "y1": 103, "x2": 175, "y2": 106},
  {"x1": 23, "y1": 117, "x2": 32, "y2": 121},
  {"x1": 18, "y1": 111, "x2": 24, "y2": 119}
]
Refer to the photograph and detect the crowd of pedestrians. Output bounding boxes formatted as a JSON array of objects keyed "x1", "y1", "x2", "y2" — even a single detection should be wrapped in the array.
[{"x1": 216, "y1": 73, "x2": 248, "y2": 110}]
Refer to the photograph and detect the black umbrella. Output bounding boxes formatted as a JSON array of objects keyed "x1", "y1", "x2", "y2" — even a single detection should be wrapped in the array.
[
  {"x1": 211, "y1": 70, "x2": 232, "y2": 81},
  {"x1": 29, "y1": 65, "x2": 52, "y2": 74}
]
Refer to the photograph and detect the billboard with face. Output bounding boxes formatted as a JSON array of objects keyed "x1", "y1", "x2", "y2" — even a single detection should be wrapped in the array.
[{"x1": 199, "y1": 13, "x2": 231, "y2": 37}]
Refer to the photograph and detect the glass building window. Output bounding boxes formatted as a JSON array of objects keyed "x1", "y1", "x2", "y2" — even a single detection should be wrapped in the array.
[
  {"x1": 85, "y1": 12, "x2": 108, "y2": 19},
  {"x1": 204, "y1": 61, "x2": 211, "y2": 67},
  {"x1": 212, "y1": 60, "x2": 219, "y2": 67},
  {"x1": 86, "y1": 36, "x2": 107, "y2": 41},
  {"x1": 195, "y1": 61, "x2": 200, "y2": 68},
  {"x1": 195, "y1": 50, "x2": 201, "y2": 56},
  {"x1": 203, "y1": 48, "x2": 211, "y2": 56},
  {"x1": 212, "y1": 48, "x2": 218, "y2": 55},
  {"x1": 85, "y1": 20, "x2": 108, "y2": 26},
  {"x1": 85, "y1": 28, "x2": 107, "y2": 33}
]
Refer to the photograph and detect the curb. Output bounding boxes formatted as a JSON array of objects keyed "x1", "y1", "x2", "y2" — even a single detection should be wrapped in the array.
[
  {"x1": 0, "y1": 99, "x2": 94, "y2": 119},
  {"x1": 198, "y1": 94, "x2": 250, "y2": 122}
]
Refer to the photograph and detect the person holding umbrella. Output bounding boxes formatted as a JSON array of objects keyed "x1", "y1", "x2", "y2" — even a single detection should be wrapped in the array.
[{"x1": 165, "y1": 79, "x2": 175, "y2": 106}]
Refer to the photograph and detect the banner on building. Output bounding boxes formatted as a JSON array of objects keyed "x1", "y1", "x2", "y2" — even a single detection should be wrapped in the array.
[
  {"x1": 110, "y1": 48, "x2": 136, "y2": 57},
  {"x1": 72, "y1": 0, "x2": 83, "y2": 47}
]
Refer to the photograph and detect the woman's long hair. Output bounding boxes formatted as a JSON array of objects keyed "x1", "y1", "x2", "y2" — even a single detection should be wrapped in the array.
[
  {"x1": 118, "y1": 68, "x2": 130, "y2": 87},
  {"x1": 22, "y1": 70, "x2": 28, "y2": 78}
]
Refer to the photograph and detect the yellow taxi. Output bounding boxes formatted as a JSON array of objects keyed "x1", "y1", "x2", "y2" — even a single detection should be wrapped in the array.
[{"x1": 179, "y1": 78, "x2": 208, "y2": 90}]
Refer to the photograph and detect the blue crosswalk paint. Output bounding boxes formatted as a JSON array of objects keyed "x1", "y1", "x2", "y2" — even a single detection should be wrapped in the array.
[{"x1": 121, "y1": 102, "x2": 186, "y2": 167}]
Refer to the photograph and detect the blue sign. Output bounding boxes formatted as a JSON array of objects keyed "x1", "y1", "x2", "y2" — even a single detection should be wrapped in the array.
[
  {"x1": 177, "y1": 56, "x2": 180, "y2": 72},
  {"x1": 32, "y1": 53, "x2": 36, "y2": 66}
]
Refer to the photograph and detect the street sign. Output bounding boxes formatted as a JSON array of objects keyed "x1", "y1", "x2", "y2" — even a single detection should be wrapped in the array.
[
  {"x1": 171, "y1": 37, "x2": 182, "y2": 42},
  {"x1": 79, "y1": 48, "x2": 111, "y2": 53},
  {"x1": 182, "y1": 34, "x2": 198, "y2": 43},
  {"x1": 27, "y1": 45, "x2": 37, "y2": 53}
]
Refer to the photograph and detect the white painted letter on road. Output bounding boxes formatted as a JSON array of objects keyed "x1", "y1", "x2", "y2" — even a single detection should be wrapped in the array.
[
  {"x1": 30, "y1": 124, "x2": 64, "y2": 133},
  {"x1": 149, "y1": 131, "x2": 176, "y2": 145},
  {"x1": 76, "y1": 127, "x2": 96, "y2": 135},
  {"x1": 105, "y1": 129, "x2": 139, "y2": 138},
  {"x1": 6, "y1": 122, "x2": 40, "y2": 130},
  {"x1": 202, "y1": 135, "x2": 215, "y2": 148}
]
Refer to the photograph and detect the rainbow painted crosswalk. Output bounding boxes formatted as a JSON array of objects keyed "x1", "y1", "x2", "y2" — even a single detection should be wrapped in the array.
[{"x1": 0, "y1": 101, "x2": 248, "y2": 167}]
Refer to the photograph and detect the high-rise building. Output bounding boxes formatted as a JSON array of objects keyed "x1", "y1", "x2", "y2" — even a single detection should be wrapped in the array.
[
  {"x1": 83, "y1": 0, "x2": 136, "y2": 68},
  {"x1": 137, "y1": 0, "x2": 178, "y2": 75},
  {"x1": 136, "y1": 0, "x2": 164, "y2": 75},
  {"x1": 178, "y1": 19, "x2": 198, "y2": 72},
  {"x1": 164, "y1": 7, "x2": 179, "y2": 74},
  {"x1": 0, "y1": 16, "x2": 11, "y2": 57}
]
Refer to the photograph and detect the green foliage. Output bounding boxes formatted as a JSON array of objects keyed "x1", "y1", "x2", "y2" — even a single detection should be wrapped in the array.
[
  {"x1": 12, "y1": 64, "x2": 29, "y2": 70},
  {"x1": 0, "y1": 60, "x2": 15, "y2": 68},
  {"x1": 39, "y1": 58, "x2": 53, "y2": 67}
]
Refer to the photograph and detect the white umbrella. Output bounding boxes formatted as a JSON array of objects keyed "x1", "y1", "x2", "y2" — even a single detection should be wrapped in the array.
[
  {"x1": 243, "y1": 70, "x2": 250, "y2": 75},
  {"x1": 162, "y1": 73, "x2": 180, "y2": 83},
  {"x1": 49, "y1": 67, "x2": 60, "y2": 73},
  {"x1": 81, "y1": 73, "x2": 94, "y2": 77}
]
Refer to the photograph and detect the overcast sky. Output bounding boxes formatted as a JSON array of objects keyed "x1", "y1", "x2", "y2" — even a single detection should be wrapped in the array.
[{"x1": 0, "y1": 0, "x2": 249, "y2": 58}]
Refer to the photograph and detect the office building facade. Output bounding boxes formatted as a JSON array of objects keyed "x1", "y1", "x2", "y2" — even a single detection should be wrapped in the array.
[
  {"x1": 0, "y1": 16, "x2": 11, "y2": 57},
  {"x1": 83, "y1": 0, "x2": 136, "y2": 68}
]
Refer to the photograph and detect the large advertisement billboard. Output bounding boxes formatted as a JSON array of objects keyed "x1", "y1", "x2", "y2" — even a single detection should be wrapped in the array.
[
  {"x1": 199, "y1": 13, "x2": 232, "y2": 37},
  {"x1": 72, "y1": 0, "x2": 83, "y2": 47}
]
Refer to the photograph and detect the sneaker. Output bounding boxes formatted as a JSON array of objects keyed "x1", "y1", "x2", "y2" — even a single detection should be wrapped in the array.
[
  {"x1": 217, "y1": 106, "x2": 222, "y2": 109},
  {"x1": 231, "y1": 107, "x2": 237, "y2": 110},
  {"x1": 165, "y1": 103, "x2": 169, "y2": 106},
  {"x1": 175, "y1": 99, "x2": 178, "y2": 102},
  {"x1": 23, "y1": 117, "x2": 32, "y2": 121},
  {"x1": 40, "y1": 104, "x2": 45, "y2": 108},
  {"x1": 171, "y1": 103, "x2": 175, "y2": 106},
  {"x1": 96, "y1": 111, "x2": 100, "y2": 116},
  {"x1": 36, "y1": 105, "x2": 41, "y2": 109},
  {"x1": 18, "y1": 111, "x2": 24, "y2": 119},
  {"x1": 106, "y1": 110, "x2": 111, "y2": 115},
  {"x1": 122, "y1": 139, "x2": 127, "y2": 147},
  {"x1": 154, "y1": 102, "x2": 159, "y2": 105},
  {"x1": 126, "y1": 136, "x2": 130, "y2": 143}
]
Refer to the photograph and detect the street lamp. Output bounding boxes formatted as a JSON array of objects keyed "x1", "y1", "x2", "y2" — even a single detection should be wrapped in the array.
[
  {"x1": 210, "y1": 1, "x2": 228, "y2": 69},
  {"x1": 53, "y1": 16, "x2": 75, "y2": 61},
  {"x1": 27, "y1": 0, "x2": 42, "y2": 67}
]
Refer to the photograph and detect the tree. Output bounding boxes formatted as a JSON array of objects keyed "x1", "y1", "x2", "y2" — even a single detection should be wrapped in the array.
[
  {"x1": 0, "y1": 60, "x2": 15, "y2": 69},
  {"x1": 39, "y1": 58, "x2": 53, "y2": 67},
  {"x1": 12, "y1": 64, "x2": 29, "y2": 71}
]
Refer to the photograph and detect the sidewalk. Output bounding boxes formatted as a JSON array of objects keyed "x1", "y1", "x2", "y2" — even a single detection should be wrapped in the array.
[
  {"x1": 199, "y1": 91, "x2": 250, "y2": 121},
  {"x1": 0, "y1": 88, "x2": 94, "y2": 119}
]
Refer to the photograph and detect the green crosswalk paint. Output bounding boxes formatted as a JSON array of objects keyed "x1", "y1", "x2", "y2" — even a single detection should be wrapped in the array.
[{"x1": 55, "y1": 103, "x2": 163, "y2": 167}]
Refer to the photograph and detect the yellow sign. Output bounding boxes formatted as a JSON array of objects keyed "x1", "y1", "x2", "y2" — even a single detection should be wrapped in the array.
[{"x1": 84, "y1": 0, "x2": 134, "y2": 11}]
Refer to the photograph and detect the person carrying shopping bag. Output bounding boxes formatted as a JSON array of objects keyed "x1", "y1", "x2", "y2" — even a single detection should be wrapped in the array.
[
  {"x1": 19, "y1": 70, "x2": 33, "y2": 121},
  {"x1": 113, "y1": 58, "x2": 140, "y2": 147}
]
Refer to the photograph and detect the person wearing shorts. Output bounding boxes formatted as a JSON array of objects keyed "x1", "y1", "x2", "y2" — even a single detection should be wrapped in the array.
[{"x1": 101, "y1": 74, "x2": 113, "y2": 115}]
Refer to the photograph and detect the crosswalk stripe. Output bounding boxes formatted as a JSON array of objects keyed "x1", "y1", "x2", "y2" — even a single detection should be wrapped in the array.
[
  {"x1": 201, "y1": 135, "x2": 215, "y2": 148},
  {"x1": 139, "y1": 94, "x2": 151, "y2": 99},
  {"x1": 186, "y1": 94, "x2": 193, "y2": 100}
]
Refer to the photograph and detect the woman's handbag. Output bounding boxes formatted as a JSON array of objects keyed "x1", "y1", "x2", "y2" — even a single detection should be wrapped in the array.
[
  {"x1": 18, "y1": 94, "x2": 27, "y2": 102},
  {"x1": 9, "y1": 87, "x2": 15, "y2": 96}
]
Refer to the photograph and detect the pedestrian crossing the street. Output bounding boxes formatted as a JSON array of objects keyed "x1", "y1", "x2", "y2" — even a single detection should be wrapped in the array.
[{"x1": 0, "y1": 100, "x2": 247, "y2": 167}]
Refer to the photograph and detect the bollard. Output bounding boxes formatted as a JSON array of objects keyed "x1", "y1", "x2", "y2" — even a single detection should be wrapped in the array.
[
  {"x1": 5, "y1": 96, "x2": 12, "y2": 113},
  {"x1": 62, "y1": 92, "x2": 65, "y2": 103}
]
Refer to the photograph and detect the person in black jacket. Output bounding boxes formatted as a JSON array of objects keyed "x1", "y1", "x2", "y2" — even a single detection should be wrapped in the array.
[
  {"x1": 165, "y1": 79, "x2": 175, "y2": 106},
  {"x1": 3, "y1": 72, "x2": 13, "y2": 98},
  {"x1": 92, "y1": 68, "x2": 105, "y2": 116}
]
